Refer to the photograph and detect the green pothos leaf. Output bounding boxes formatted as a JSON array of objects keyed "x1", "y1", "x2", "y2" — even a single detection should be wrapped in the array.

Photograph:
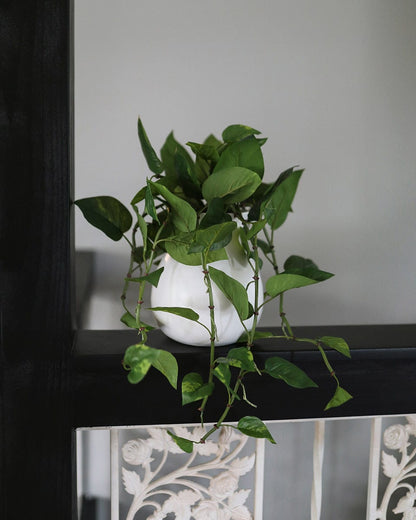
[
  {"x1": 181, "y1": 372, "x2": 214, "y2": 405},
  {"x1": 75, "y1": 196, "x2": 132, "y2": 241},
  {"x1": 264, "y1": 357, "x2": 318, "y2": 389},
  {"x1": 148, "y1": 306, "x2": 199, "y2": 322},
  {"x1": 319, "y1": 336, "x2": 351, "y2": 358},
  {"x1": 208, "y1": 266, "x2": 249, "y2": 321},
  {"x1": 126, "y1": 267, "x2": 165, "y2": 288},
  {"x1": 152, "y1": 350, "x2": 178, "y2": 389},
  {"x1": 123, "y1": 344, "x2": 159, "y2": 384},
  {"x1": 188, "y1": 221, "x2": 236, "y2": 253},
  {"x1": 123, "y1": 344, "x2": 178, "y2": 388},
  {"x1": 167, "y1": 431, "x2": 194, "y2": 453},
  {"x1": 137, "y1": 118, "x2": 164, "y2": 174},
  {"x1": 222, "y1": 124, "x2": 261, "y2": 143},
  {"x1": 237, "y1": 416, "x2": 276, "y2": 444},
  {"x1": 325, "y1": 386, "x2": 353, "y2": 411},
  {"x1": 120, "y1": 312, "x2": 155, "y2": 331},
  {"x1": 164, "y1": 232, "x2": 228, "y2": 266},
  {"x1": 213, "y1": 364, "x2": 231, "y2": 387},
  {"x1": 219, "y1": 347, "x2": 257, "y2": 373},
  {"x1": 145, "y1": 181, "x2": 159, "y2": 222}
]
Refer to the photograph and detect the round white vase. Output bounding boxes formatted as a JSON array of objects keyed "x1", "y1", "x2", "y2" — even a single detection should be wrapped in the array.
[{"x1": 150, "y1": 235, "x2": 263, "y2": 346}]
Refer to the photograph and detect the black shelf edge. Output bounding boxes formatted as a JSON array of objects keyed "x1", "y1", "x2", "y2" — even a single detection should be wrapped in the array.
[{"x1": 73, "y1": 324, "x2": 416, "y2": 428}]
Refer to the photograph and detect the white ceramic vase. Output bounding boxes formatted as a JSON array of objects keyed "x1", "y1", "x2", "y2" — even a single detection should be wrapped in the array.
[{"x1": 151, "y1": 234, "x2": 263, "y2": 346}]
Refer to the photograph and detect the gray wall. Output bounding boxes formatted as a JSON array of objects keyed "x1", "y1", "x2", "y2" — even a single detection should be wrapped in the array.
[
  {"x1": 75, "y1": 0, "x2": 416, "y2": 329},
  {"x1": 74, "y1": 1, "x2": 416, "y2": 515}
]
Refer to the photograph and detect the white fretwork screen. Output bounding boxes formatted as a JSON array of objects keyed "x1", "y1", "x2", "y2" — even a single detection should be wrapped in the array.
[{"x1": 77, "y1": 416, "x2": 416, "y2": 519}]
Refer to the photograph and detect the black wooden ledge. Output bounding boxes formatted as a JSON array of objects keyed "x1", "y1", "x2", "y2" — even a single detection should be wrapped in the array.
[{"x1": 73, "y1": 324, "x2": 416, "y2": 429}]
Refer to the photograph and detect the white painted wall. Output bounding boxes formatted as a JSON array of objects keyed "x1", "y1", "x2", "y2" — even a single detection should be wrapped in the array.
[{"x1": 75, "y1": 0, "x2": 416, "y2": 330}]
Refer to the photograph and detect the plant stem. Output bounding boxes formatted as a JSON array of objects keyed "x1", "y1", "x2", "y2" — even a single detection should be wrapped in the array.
[
  {"x1": 200, "y1": 371, "x2": 244, "y2": 443},
  {"x1": 247, "y1": 234, "x2": 260, "y2": 347},
  {"x1": 263, "y1": 227, "x2": 278, "y2": 274},
  {"x1": 132, "y1": 218, "x2": 166, "y2": 343},
  {"x1": 199, "y1": 253, "x2": 217, "y2": 424}
]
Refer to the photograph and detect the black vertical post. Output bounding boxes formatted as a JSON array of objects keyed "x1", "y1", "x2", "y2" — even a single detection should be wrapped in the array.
[{"x1": 0, "y1": 1, "x2": 74, "y2": 518}]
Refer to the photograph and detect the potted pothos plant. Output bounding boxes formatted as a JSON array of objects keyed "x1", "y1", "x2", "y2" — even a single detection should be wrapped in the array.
[{"x1": 75, "y1": 119, "x2": 352, "y2": 452}]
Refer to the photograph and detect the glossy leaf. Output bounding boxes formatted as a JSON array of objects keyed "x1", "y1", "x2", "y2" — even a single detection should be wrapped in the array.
[
  {"x1": 181, "y1": 372, "x2": 214, "y2": 405},
  {"x1": 223, "y1": 347, "x2": 257, "y2": 372},
  {"x1": 284, "y1": 255, "x2": 334, "y2": 282},
  {"x1": 214, "y1": 137, "x2": 264, "y2": 178},
  {"x1": 200, "y1": 198, "x2": 232, "y2": 229},
  {"x1": 124, "y1": 344, "x2": 159, "y2": 384},
  {"x1": 263, "y1": 169, "x2": 303, "y2": 229},
  {"x1": 257, "y1": 238, "x2": 273, "y2": 255},
  {"x1": 265, "y1": 273, "x2": 318, "y2": 297},
  {"x1": 165, "y1": 233, "x2": 228, "y2": 266},
  {"x1": 124, "y1": 344, "x2": 178, "y2": 388},
  {"x1": 222, "y1": 124, "x2": 261, "y2": 143},
  {"x1": 246, "y1": 220, "x2": 267, "y2": 240},
  {"x1": 265, "y1": 255, "x2": 334, "y2": 297},
  {"x1": 137, "y1": 118, "x2": 164, "y2": 174},
  {"x1": 237, "y1": 416, "x2": 276, "y2": 444},
  {"x1": 187, "y1": 141, "x2": 220, "y2": 163},
  {"x1": 145, "y1": 181, "x2": 159, "y2": 222},
  {"x1": 319, "y1": 336, "x2": 351, "y2": 358},
  {"x1": 203, "y1": 133, "x2": 222, "y2": 148},
  {"x1": 167, "y1": 431, "x2": 194, "y2": 453},
  {"x1": 148, "y1": 306, "x2": 199, "y2": 322},
  {"x1": 213, "y1": 363, "x2": 231, "y2": 387},
  {"x1": 127, "y1": 267, "x2": 164, "y2": 288},
  {"x1": 174, "y1": 150, "x2": 201, "y2": 198},
  {"x1": 324, "y1": 386, "x2": 353, "y2": 411},
  {"x1": 120, "y1": 312, "x2": 155, "y2": 331},
  {"x1": 264, "y1": 357, "x2": 318, "y2": 389},
  {"x1": 75, "y1": 196, "x2": 132, "y2": 241},
  {"x1": 208, "y1": 266, "x2": 249, "y2": 321},
  {"x1": 238, "y1": 228, "x2": 250, "y2": 256},
  {"x1": 152, "y1": 350, "x2": 178, "y2": 389},
  {"x1": 160, "y1": 131, "x2": 194, "y2": 179},
  {"x1": 131, "y1": 186, "x2": 146, "y2": 205},
  {"x1": 189, "y1": 222, "x2": 237, "y2": 253},
  {"x1": 150, "y1": 181, "x2": 197, "y2": 232},
  {"x1": 202, "y1": 167, "x2": 262, "y2": 205}
]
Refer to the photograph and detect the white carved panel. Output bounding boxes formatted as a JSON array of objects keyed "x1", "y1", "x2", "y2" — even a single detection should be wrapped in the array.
[
  {"x1": 368, "y1": 416, "x2": 416, "y2": 520},
  {"x1": 117, "y1": 425, "x2": 260, "y2": 520}
]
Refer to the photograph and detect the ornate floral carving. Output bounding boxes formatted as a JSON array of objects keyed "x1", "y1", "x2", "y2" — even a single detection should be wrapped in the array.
[
  {"x1": 375, "y1": 416, "x2": 416, "y2": 520},
  {"x1": 120, "y1": 426, "x2": 255, "y2": 520}
]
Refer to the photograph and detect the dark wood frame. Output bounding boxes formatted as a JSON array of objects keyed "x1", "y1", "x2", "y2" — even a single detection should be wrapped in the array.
[{"x1": 1, "y1": 2, "x2": 415, "y2": 517}]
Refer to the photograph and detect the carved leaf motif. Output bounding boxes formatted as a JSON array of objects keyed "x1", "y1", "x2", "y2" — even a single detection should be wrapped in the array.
[
  {"x1": 228, "y1": 489, "x2": 251, "y2": 508},
  {"x1": 160, "y1": 490, "x2": 200, "y2": 520},
  {"x1": 229, "y1": 505, "x2": 252, "y2": 520},
  {"x1": 406, "y1": 416, "x2": 416, "y2": 437},
  {"x1": 122, "y1": 467, "x2": 143, "y2": 495},
  {"x1": 382, "y1": 451, "x2": 400, "y2": 478},
  {"x1": 230, "y1": 454, "x2": 256, "y2": 476},
  {"x1": 177, "y1": 489, "x2": 201, "y2": 506}
]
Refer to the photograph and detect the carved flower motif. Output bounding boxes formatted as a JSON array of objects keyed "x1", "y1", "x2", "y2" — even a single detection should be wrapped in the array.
[
  {"x1": 122, "y1": 439, "x2": 153, "y2": 465},
  {"x1": 209, "y1": 471, "x2": 239, "y2": 499},
  {"x1": 384, "y1": 424, "x2": 409, "y2": 450},
  {"x1": 192, "y1": 500, "x2": 224, "y2": 520}
]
